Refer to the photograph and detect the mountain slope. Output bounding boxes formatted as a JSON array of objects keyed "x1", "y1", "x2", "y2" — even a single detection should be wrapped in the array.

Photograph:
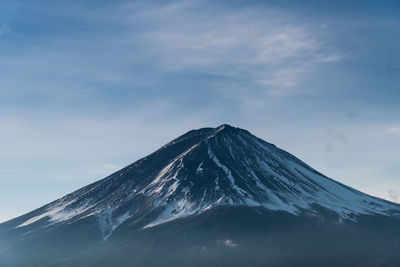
[{"x1": 1, "y1": 124, "x2": 400, "y2": 266}]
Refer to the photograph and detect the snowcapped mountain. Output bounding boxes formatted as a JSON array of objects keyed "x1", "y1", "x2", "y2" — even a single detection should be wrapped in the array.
[{"x1": 1, "y1": 124, "x2": 400, "y2": 267}]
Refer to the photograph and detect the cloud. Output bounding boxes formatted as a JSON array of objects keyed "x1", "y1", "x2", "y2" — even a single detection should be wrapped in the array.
[
  {"x1": 387, "y1": 126, "x2": 400, "y2": 135},
  {"x1": 219, "y1": 239, "x2": 238, "y2": 248},
  {"x1": 0, "y1": 169, "x2": 21, "y2": 173},
  {"x1": 315, "y1": 54, "x2": 342, "y2": 63},
  {"x1": 133, "y1": 1, "x2": 340, "y2": 98},
  {"x1": 0, "y1": 0, "x2": 342, "y2": 115}
]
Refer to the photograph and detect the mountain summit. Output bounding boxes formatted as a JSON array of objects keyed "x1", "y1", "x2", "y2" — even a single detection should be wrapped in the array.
[{"x1": 1, "y1": 125, "x2": 400, "y2": 267}]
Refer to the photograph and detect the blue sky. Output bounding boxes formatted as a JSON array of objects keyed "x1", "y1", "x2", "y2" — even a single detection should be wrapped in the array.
[{"x1": 0, "y1": 0, "x2": 399, "y2": 222}]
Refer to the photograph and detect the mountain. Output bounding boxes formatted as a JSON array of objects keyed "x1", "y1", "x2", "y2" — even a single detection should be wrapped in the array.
[{"x1": 1, "y1": 124, "x2": 400, "y2": 267}]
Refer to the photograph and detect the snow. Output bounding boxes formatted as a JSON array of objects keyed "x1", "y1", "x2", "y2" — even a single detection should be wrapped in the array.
[
  {"x1": 129, "y1": 129, "x2": 400, "y2": 229},
  {"x1": 143, "y1": 199, "x2": 196, "y2": 228},
  {"x1": 15, "y1": 125, "x2": 400, "y2": 238},
  {"x1": 17, "y1": 199, "x2": 78, "y2": 228},
  {"x1": 208, "y1": 147, "x2": 248, "y2": 198},
  {"x1": 196, "y1": 162, "x2": 204, "y2": 174},
  {"x1": 97, "y1": 210, "x2": 131, "y2": 241},
  {"x1": 140, "y1": 143, "x2": 200, "y2": 197}
]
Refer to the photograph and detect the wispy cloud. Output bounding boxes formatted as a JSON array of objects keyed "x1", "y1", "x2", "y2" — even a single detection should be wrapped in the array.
[
  {"x1": 133, "y1": 1, "x2": 340, "y2": 97},
  {"x1": 0, "y1": 169, "x2": 21, "y2": 173},
  {"x1": 0, "y1": 0, "x2": 341, "y2": 117},
  {"x1": 387, "y1": 126, "x2": 400, "y2": 135},
  {"x1": 218, "y1": 239, "x2": 238, "y2": 248}
]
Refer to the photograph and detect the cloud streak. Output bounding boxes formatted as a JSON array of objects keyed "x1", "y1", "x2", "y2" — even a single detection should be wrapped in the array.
[{"x1": 387, "y1": 126, "x2": 400, "y2": 135}]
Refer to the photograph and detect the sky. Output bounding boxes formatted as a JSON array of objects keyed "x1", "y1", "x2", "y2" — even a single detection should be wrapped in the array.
[{"x1": 0, "y1": 0, "x2": 399, "y2": 222}]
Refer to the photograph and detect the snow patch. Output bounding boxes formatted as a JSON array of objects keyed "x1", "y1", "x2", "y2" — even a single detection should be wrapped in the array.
[
  {"x1": 97, "y1": 209, "x2": 131, "y2": 241},
  {"x1": 16, "y1": 199, "x2": 80, "y2": 228},
  {"x1": 196, "y1": 162, "x2": 204, "y2": 174}
]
